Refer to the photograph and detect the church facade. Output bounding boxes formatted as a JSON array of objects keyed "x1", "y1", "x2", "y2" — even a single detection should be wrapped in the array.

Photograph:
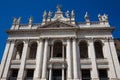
[{"x1": 0, "y1": 5, "x2": 120, "y2": 80}]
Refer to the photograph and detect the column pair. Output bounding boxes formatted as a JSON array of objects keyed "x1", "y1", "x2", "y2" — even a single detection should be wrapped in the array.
[
  {"x1": 108, "y1": 39, "x2": 120, "y2": 79},
  {"x1": 1, "y1": 40, "x2": 15, "y2": 80}
]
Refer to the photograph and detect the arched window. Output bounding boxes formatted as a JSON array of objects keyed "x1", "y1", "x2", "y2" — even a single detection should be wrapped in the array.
[
  {"x1": 14, "y1": 42, "x2": 24, "y2": 60},
  {"x1": 79, "y1": 41, "x2": 88, "y2": 58},
  {"x1": 53, "y1": 40, "x2": 62, "y2": 57},
  {"x1": 29, "y1": 42, "x2": 37, "y2": 59},
  {"x1": 94, "y1": 40, "x2": 104, "y2": 58}
]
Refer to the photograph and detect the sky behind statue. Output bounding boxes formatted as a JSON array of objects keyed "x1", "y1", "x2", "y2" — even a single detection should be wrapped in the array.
[{"x1": 0, "y1": 0, "x2": 120, "y2": 62}]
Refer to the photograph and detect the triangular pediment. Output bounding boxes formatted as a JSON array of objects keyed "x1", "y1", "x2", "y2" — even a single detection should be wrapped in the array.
[{"x1": 38, "y1": 20, "x2": 76, "y2": 28}]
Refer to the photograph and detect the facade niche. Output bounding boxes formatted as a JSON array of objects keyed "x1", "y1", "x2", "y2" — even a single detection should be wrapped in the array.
[
  {"x1": 28, "y1": 42, "x2": 37, "y2": 59},
  {"x1": 79, "y1": 41, "x2": 88, "y2": 58},
  {"x1": 53, "y1": 40, "x2": 62, "y2": 57},
  {"x1": 14, "y1": 42, "x2": 24, "y2": 60},
  {"x1": 94, "y1": 40, "x2": 104, "y2": 59}
]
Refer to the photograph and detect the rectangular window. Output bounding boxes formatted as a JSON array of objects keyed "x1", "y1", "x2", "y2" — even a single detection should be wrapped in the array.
[
  {"x1": 9, "y1": 69, "x2": 19, "y2": 80},
  {"x1": 26, "y1": 69, "x2": 34, "y2": 80},
  {"x1": 98, "y1": 69, "x2": 108, "y2": 80},
  {"x1": 52, "y1": 69, "x2": 62, "y2": 80},
  {"x1": 82, "y1": 69, "x2": 91, "y2": 80}
]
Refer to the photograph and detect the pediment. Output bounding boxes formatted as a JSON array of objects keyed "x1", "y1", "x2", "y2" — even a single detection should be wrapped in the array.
[{"x1": 39, "y1": 20, "x2": 76, "y2": 28}]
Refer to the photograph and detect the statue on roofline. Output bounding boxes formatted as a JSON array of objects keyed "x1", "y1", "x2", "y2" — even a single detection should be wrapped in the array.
[
  {"x1": 98, "y1": 13, "x2": 108, "y2": 22},
  {"x1": 13, "y1": 17, "x2": 17, "y2": 24},
  {"x1": 43, "y1": 10, "x2": 47, "y2": 19},
  {"x1": 71, "y1": 10, "x2": 75, "y2": 17},
  {"x1": 84, "y1": 12, "x2": 90, "y2": 22},
  {"x1": 66, "y1": 10, "x2": 70, "y2": 18},
  {"x1": 48, "y1": 11, "x2": 52, "y2": 18}
]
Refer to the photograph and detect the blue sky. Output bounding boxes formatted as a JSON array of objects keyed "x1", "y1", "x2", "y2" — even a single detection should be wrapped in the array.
[{"x1": 0, "y1": 0, "x2": 120, "y2": 62}]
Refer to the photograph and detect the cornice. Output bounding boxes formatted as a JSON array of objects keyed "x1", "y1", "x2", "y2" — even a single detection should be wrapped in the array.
[{"x1": 6, "y1": 26, "x2": 114, "y2": 35}]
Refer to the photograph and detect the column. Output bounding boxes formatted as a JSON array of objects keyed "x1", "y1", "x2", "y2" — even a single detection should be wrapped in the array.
[
  {"x1": 62, "y1": 45, "x2": 65, "y2": 58},
  {"x1": 66, "y1": 39, "x2": 72, "y2": 80},
  {"x1": 49, "y1": 65, "x2": 52, "y2": 80},
  {"x1": 88, "y1": 39, "x2": 99, "y2": 80},
  {"x1": 72, "y1": 38, "x2": 80, "y2": 80},
  {"x1": 41, "y1": 39, "x2": 48, "y2": 80},
  {"x1": 0, "y1": 40, "x2": 11, "y2": 79},
  {"x1": 33, "y1": 39, "x2": 44, "y2": 80},
  {"x1": 17, "y1": 40, "x2": 29, "y2": 80},
  {"x1": 103, "y1": 39, "x2": 117, "y2": 79},
  {"x1": 108, "y1": 39, "x2": 120, "y2": 79},
  {"x1": 62, "y1": 65, "x2": 65, "y2": 80},
  {"x1": 1, "y1": 40, "x2": 15, "y2": 80}
]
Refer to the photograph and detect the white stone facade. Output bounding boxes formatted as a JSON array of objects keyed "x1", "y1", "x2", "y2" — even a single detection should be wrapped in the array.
[{"x1": 0, "y1": 5, "x2": 120, "y2": 80}]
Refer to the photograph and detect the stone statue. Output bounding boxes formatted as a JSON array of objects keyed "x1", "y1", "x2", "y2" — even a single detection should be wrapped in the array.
[
  {"x1": 29, "y1": 16, "x2": 33, "y2": 24},
  {"x1": 17, "y1": 17, "x2": 21, "y2": 24},
  {"x1": 57, "y1": 5, "x2": 61, "y2": 11},
  {"x1": 98, "y1": 14, "x2": 102, "y2": 21},
  {"x1": 71, "y1": 10, "x2": 75, "y2": 17},
  {"x1": 43, "y1": 10, "x2": 47, "y2": 19},
  {"x1": 48, "y1": 11, "x2": 52, "y2": 18},
  {"x1": 13, "y1": 17, "x2": 17, "y2": 24},
  {"x1": 98, "y1": 14, "x2": 108, "y2": 22},
  {"x1": 102, "y1": 14, "x2": 108, "y2": 21},
  {"x1": 66, "y1": 10, "x2": 69, "y2": 18},
  {"x1": 84, "y1": 12, "x2": 90, "y2": 22},
  {"x1": 16, "y1": 51, "x2": 20, "y2": 60}
]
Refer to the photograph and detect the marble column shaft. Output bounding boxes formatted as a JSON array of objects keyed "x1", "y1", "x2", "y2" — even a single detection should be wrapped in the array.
[
  {"x1": 72, "y1": 39, "x2": 80, "y2": 79},
  {"x1": 41, "y1": 39, "x2": 48, "y2": 79},
  {"x1": 33, "y1": 39, "x2": 44, "y2": 80},
  {"x1": 0, "y1": 40, "x2": 11, "y2": 78},
  {"x1": 17, "y1": 41, "x2": 29, "y2": 80},
  {"x1": 66, "y1": 39, "x2": 72, "y2": 79},
  {"x1": 88, "y1": 40, "x2": 99, "y2": 80},
  {"x1": 109, "y1": 39, "x2": 120, "y2": 79},
  {"x1": 1, "y1": 41, "x2": 15, "y2": 80}
]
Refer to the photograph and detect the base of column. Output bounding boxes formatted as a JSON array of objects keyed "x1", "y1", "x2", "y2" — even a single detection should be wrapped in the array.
[
  {"x1": 33, "y1": 78, "x2": 41, "y2": 80},
  {"x1": 67, "y1": 79, "x2": 73, "y2": 80},
  {"x1": 17, "y1": 78, "x2": 23, "y2": 80},
  {"x1": 110, "y1": 78, "x2": 120, "y2": 80},
  {"x1": 73, "y1": 79, "x2": 82, "y2": 80},
  {"x1": 92, "y1": 78, "x2": 99, "y2": 80},
  {"x1": 1, "y1": 77, "x2": 7, "y2": 80},
  {"x1": 40, "y1": 78, "x2": 47, "y2": 80},
  {"x1": 1, "y1": 79, "x2": 7, "y2": 80}
]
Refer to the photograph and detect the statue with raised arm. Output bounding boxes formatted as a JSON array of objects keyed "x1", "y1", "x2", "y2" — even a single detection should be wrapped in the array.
[
  {"x1": 71, "y1": 10, "x2": 75, "y2": 17},
  {"x1": 66, "y1": 10, "x2": 70, "y2": 18}
]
